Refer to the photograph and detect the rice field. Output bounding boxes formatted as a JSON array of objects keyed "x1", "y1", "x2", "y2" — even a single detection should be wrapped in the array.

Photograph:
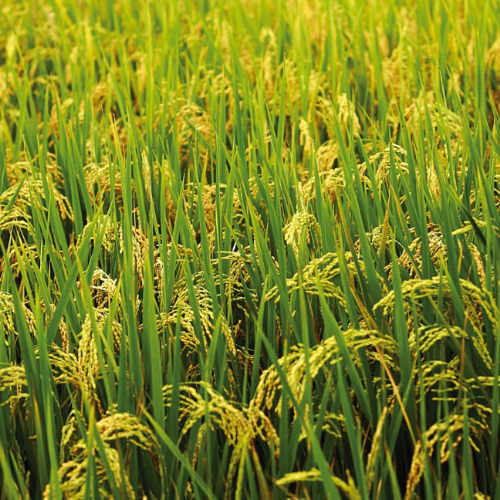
[{"x1": 1, "y1": 0, "x2": 500, "y2": 498}]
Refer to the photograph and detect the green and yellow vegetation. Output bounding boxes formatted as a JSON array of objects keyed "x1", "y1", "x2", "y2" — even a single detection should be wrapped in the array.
[{"x1": 1, "y1": 0, "x2": 500, "y2": 497}]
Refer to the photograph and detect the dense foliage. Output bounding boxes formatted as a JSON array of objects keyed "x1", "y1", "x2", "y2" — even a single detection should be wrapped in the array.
[{"x1": 1, "y1": 0, "x2": 500, "y2": 498}]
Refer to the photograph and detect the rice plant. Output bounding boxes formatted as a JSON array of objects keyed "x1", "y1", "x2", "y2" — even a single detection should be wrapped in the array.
[{"x1": 1, "y1": 0, "x2": 500, "y2": 498}]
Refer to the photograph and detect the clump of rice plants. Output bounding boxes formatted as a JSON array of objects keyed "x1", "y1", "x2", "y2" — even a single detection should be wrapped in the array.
[{"x1": 1, "y1": 0, "x2": 500, "y2": 498}]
